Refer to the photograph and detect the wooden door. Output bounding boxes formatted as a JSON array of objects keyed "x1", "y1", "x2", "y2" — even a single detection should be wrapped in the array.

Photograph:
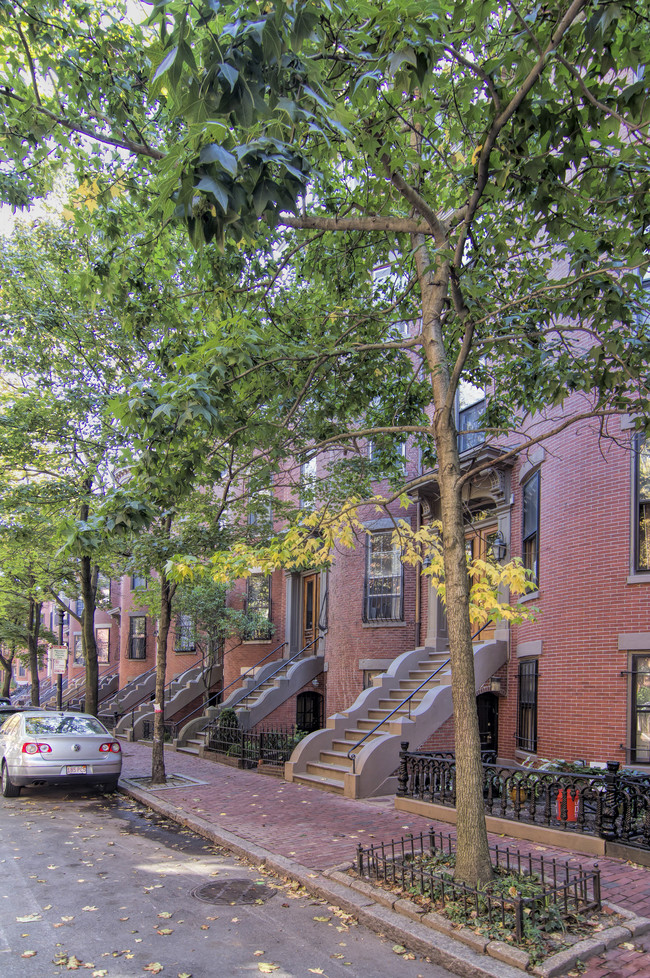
[
  {"x1": 301, "y1": 573, "x2": 320, "y2": 650},
  {"x1": 465, "y1": 523, "x2": 498, "y2": 642}
]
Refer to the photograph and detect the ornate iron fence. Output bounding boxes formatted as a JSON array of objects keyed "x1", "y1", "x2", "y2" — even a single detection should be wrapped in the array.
[
  {"x1": 205, "y1": 724, "x2": 305, "y2": 768},
  {"x1": 396, "y1": 745, "x2": 650, "y2": 851},
  {"x1": 356, "y1": 828, "x2": 601, "y2": 941}
]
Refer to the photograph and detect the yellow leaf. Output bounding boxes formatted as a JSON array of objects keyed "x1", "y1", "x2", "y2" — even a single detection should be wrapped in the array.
[
  {"x1": 258, "y1": 965, "x2": 279, "y2": 973},
  {"x1": 144, "y1": 965, "x2": 164, "y2": 975},
  {"x1": 309, "y1": 970, "x2": 324, "y2": 974},
  {"x1": 21, "y1": 950, "x2": 37, "y2": 958},
  {"x1": 471, "y1": 144, "x2": 483, "y2": 165}
]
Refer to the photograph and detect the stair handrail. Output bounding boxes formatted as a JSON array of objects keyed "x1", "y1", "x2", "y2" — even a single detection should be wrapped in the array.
[
  {"x1": 172, "y1": 639, "x2": 289, "y2": 733},
  {"x1": 229, "y1": 634, "x2": 321, "y2": 706},
  {"x1": 347, "y1": 658, "x2": 451, "y2": 773},
  {"x1": 101, "y1": 664, "x2": 157, "y2": 716},
  {"x1": 66, "y1": 662, "x2": 117, "y2": 703},
  {"x1": 203, "y1": 635, "x2": 322, "y2": 738},
  {"x1": 346, "y1": 623, "x2": 494, "y2": 774}
]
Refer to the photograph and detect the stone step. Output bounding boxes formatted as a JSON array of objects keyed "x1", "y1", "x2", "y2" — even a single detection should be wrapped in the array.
[
  {"x1": 319, "y1": 750, "x2": 354, "y2": 770},
  {"x1": 291, "y1": 773, "x2": 344, "y2": 795},
  {"x1": 176, "y1": 745, "x2": 200, "y2": 755},
  {"x1": 305, "y1": 760, "x2": 348, "y2": 780}
]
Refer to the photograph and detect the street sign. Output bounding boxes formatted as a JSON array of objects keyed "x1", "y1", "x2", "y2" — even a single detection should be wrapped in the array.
[{"x1": 50, "y1": 646, "x2": 68, "y2": 675}]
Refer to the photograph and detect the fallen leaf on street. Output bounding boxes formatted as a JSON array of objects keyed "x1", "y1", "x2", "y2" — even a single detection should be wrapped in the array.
[
  {"x1": 392, "y1": 945, "x2": 406, "y2": 954},
  {"x1": 21, "y1": 951, "x2": 37, "y2": 958},
  {"x1": 158, "y1": 912, "x2": 172, "y2": 919},
  {"x1": 17, "y1": 914, "x2": 41, "y2": 922},
  {"x1": 258, "y1": 965, "x2": 279, "y2": 973},
  {"x1": 66, "y1": 955, "x2": 83, "y2": 969},
  {"x1": 157, "y1": 929, "x2": 173, "y2": 936},
  {"x1": 143, "y1": 965, "x2": 164, "y2": 974},
  {"x1": 82, "y1": 906, "x2": 98, "y2": 912},
  {"x1": 313, "y1": 916, "x2": 330, "y2": 923}
]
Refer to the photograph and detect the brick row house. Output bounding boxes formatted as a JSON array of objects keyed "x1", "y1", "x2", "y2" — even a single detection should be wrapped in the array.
[{"x1": 24, "y1": 389, "x2": 650, "y2": 796}]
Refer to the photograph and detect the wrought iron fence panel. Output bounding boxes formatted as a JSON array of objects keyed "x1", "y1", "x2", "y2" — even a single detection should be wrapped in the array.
[{"x1": 396, "y1": 747, "x2": 650, "y2": 851}]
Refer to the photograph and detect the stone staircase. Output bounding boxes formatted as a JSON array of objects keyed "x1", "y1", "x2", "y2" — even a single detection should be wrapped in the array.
[
  {"x1": 99, "y1": 665, "x2": 157, "y2": 727},
  {"x1": 175, "y1": 648, "x2": 324, "y2": 755},
  {"x1": 120, "y1": 661, "x2": 213, "y2": 740},
  {"x1": 66, "y1": 669, "x2": 119, "y2": 711},
  {"x1": 284, "y1": 638, "x2": 507, "y2": 798}
]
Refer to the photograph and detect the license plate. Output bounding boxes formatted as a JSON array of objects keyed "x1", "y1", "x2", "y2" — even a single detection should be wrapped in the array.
[{"x1": 64, "y1": 765, "x2": 87, "y2": 775}]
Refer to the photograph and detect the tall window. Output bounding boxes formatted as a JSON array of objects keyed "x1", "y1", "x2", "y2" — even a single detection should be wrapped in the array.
[
  {"x1": 631, "y1": 655, "x2": 650, "y2": 763},
  {"x1": 245, "y1": 575, "x2": 272, "y2": 639},
  {"x1": 129, "y1": 616, "x2": 147, "y2": 659},
  {"x1": 131, "y1": 573, "x2": 146, "y2": 590},
  {"x1": 299, "y1": 456, "x2": 317, "y2": 509},
  {"x1": 457, "y1": 380, "x2": 486, "y2": 454},
  {"x1": 364, "y1": 531, "x2": 403, "y2": 622},
  {"x1": 96, "y1": 627, "x2": 110, "y2": 663},
  {"x1": 635, "y1": 437, "x2": 650, "y2": 572},
  {"x1": 73, "y1": 634, "x2": 84, "y2": 665},
  {"x1": 522, "y1": 471, "x2": 540, "y2": 587},
  {"x1": 174, "y1": 614, "x2": 196, "y2": 652},
  {"x1": 517, "y1": 659, "x2": 538, "y2": 753}
]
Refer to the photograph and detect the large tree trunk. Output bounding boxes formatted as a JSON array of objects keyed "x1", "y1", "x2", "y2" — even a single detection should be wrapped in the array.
[
  {"x1": 79, "y1": 555, "x2": 99, "y2": 715},
  {"x1": 151, "y1": 526, "x2": 177, "y2": 784},
  {"x1": 0, "y1": 645, "x2": 15, "y2": 698},
  {"x1": 417, "y1": 246, "x2": 493, "y2": 886},
  {"x1": 28, "y1": 596, "x2": 41, "y2": 707}
]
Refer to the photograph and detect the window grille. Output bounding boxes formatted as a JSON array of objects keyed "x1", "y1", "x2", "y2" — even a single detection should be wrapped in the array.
[{"x1": 516, "y1": 659, "x2": 538, "y2": 753}]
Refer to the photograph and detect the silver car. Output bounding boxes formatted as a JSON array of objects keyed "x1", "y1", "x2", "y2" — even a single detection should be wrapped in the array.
[{"x1": 0, "y1": 711, "x2": 122, "y2": 797}]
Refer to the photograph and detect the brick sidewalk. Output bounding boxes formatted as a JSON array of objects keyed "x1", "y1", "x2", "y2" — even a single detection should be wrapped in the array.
[{"x1": 121, "y1": 742, "x2": 650, "y2": 978}]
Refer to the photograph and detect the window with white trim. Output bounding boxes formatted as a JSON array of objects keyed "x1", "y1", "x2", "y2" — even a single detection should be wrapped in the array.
[
  {"x1": 363, "y1": 531, "x2": 403, "y2": 622},
  {"x1": 635, "y1": 437, "x2": 650, "y2": 572}
]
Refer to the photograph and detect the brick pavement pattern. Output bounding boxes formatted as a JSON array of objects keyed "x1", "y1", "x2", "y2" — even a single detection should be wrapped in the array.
[{"x1": 121, "y1": 743, "x2": 650, "y2": 978}]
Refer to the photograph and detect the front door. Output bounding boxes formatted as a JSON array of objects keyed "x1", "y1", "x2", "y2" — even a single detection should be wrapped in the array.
[
  {"x1": 465, "y1": 522, "x2": 498, "y2": 642},
  {"x1": 301, "y1": 573, "x2": 320, "y2": 650}
]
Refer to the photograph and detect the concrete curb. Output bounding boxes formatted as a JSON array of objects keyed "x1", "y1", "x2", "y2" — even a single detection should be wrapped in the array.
[{"x1": 119, "y1": 783, "x2": 648, "y2": 978}]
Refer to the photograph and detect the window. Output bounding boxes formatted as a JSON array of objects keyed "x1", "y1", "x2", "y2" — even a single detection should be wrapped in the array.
[
  {"x1": 630, "y1": 655, "x2": 650, "y2": 763},
  {"x1": 635, "y1": 437, "x2": 650, "y2": 572},
  {"x1": 75, "y1": 598, "x2": 84, "y2": 618},
  {"x1": 174, "y1": 614, "x2": 196, "y2": 652},
  {"x1": 522, "y1": 471, "x2": 540, "y2": 587},
  {"x1": 364, "y1": 531, "x2": 403, "y2": 622},
  {"x1": 131, "y1": 573, "x2": 146, "y2": 590},
  {"x1": 245, "y1": 575, "x2": 273, "y2": 639},
  {"x1": 129, "y1": 616, "x2": 147, "y2": 659},
  {"x1": 299, "y1": 456, "x2": 317, "y2": 509},
  {"x1": 97, "y1": 575, "x2": 111, "y2": 603},
  {"x1": 517, "y1": 659, "x2": 538, "y2": 753},
  {"x1": 96, "y1": 627, "x2": 110, "y2": 663},
  {"x1": 457, "y1": 380, "x2": 486, "y2": 453},
  {"x1": 73, "y1": 634, "x2": 84, "y2": 665},
  {"x1": 363, "y1": 669, "x2": 385, "y2": 689}
]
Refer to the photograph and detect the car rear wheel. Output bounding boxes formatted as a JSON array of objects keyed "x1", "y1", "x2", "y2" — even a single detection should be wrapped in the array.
[
  {"x1": 99, "y1": 780, "x2": 119, "y2": 793},
  {"x1": 2, "y1": 763, "x2": 21, "y2": 797}
]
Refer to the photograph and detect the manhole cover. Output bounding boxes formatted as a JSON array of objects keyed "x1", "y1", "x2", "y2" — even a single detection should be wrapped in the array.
[{"x1": 192, "y1": 879, "x2": 276, "y2": 905}]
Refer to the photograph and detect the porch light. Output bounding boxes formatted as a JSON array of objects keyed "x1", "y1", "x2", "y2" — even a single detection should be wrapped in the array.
[
  {"x1": 490, "y1": 678, "x2": 502, "y2": 694},
  {"x1": 491, "y1": 531, "x2": 507, "y2": 562}
]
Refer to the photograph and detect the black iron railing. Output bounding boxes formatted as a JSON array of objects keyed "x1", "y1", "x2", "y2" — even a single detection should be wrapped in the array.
[
  {"x1": 396, "y1": 747, "x2": 650, "y2": 851},
  {"x1": 356, "y1": 828, "x2": 600, "y2": 942},
  {"x1": 205, "y1": 724, "x2": 304, "y2": 768}
]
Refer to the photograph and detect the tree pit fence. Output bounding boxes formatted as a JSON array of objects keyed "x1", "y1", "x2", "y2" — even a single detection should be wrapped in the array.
[
  {"x1": 356, "y1": 828, "x2": 601, "y2": 942},
  {"x1": 205, "y1": 723, "x2": 304, "y2": 768}
]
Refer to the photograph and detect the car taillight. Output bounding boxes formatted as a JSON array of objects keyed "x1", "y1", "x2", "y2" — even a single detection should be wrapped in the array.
[
  {"x1": 99, "y1": 742, "x2": 121, "y2": 753},
  {"x1": 22, "y1": 743, "x2": 52, "y2": 754}
]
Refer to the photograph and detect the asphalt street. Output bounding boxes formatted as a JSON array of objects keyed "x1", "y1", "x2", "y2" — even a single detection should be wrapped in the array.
[{"x1": 0, "y1": 786, "x2": 458, "y2": 978}]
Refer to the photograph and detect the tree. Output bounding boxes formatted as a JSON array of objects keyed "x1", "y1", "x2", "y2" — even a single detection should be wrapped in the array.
[{"x1": 3, "y1": 0, "x2": 650, "y2": 885}]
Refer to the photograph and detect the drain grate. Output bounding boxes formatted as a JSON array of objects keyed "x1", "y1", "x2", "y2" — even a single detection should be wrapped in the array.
[{"x1": 192, "y1": 879, "x2": 277, "y2": 905}]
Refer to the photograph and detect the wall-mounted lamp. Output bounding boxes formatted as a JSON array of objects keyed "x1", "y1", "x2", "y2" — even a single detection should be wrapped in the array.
[
  {"x1": 312, "y1": 678, "x2": 320, "y2": 687},
  {"x1": 490, "y1": 677, "x2": 502, "y2": 694},
  {"x1": 491, "y1": 531, "x2": 507, "y2": 562}
]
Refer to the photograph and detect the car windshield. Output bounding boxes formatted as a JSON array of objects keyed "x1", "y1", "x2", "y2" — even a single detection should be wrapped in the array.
[{"x1": 24, "y1": 716, "x2": 108, "y2": 736}]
